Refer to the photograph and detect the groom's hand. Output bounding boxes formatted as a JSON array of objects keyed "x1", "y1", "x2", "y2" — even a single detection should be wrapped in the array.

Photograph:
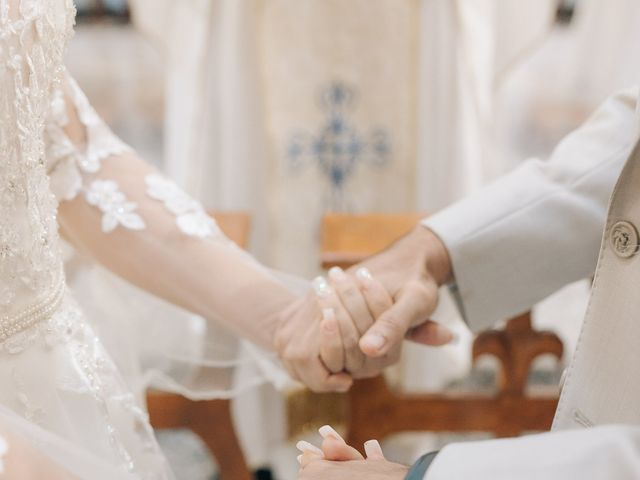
[
  {"x1": 274, "y1": 225, "x2": 453, "y2": 390},
  {"x1": 354, "y1": 225, "x2": 454, "y2": 357}
]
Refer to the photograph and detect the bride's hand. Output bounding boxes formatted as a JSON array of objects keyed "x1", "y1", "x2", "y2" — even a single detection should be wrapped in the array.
[
  {"x1": 296, "y1": 426, "x2": 407, "y2": 480},
  {"x1": 297, "y1": 425, "x2": 378, "y2": 467},
  {"x1": 315, "y1": 267, "x2": 401, "y2": 378},
  {"x1": 274, "y1": 295, "x2": 353, "y2": 392},
  {"x1": 272, "y1": 267, "x2": 394, "y2": 391}
]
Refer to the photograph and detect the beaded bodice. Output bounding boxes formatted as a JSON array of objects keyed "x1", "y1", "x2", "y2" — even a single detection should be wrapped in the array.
[{"x1": 0, "y1": 0, "x2": 75, "y2": 339}]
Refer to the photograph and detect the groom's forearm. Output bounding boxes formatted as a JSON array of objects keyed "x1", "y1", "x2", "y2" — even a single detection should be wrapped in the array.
[
  {"x1": 423, "y1": 88, "x2": 638, "y2": 332},
  {"x1": 411, "y1": 225, "x2": 453, "y2": 286}
]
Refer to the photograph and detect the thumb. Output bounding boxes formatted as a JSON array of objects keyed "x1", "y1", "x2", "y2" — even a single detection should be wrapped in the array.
[
  {"x1": 406, "y1": 320, "x2": 454, "y2": 346},
  {"x1": 322, "y1": 436, "x2": 364, "y2": 461},
  {"x1": 360, "y1": 283, "x2": 437, "y2": 357}
]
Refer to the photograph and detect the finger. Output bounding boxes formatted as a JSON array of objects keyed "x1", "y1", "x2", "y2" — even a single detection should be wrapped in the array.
[
  {"x1": 319, "y1": 308, "x2": 345, "y2": 373},
  {"x1": 297, "y1": 440, "x2": 324, "y2": 457},
  {"x1": 360, "y1": 282, "x2": 437, "y2": 357},
  {"x1": 299, "y1": 451, "x2": 323, "y2": 468},
  {"x1": 406, "y1": 320, "x2": 454, "y2": 346},
  {"x1": 297, "y1": 441, "x2": 325, "y2": 468},
  {"x1": 313, "y1": 276, "x2": 365, "y2": 373},
  {"x1": 319, "y1": 425, "x2": 345, "y2": 443},
  {"x1": 298, "y1": 356, "x2": 353, "y2": 393},
  {"x1": 329, "y1": 267, "x2": 375, "y2": 335},
  {"x1": 355, "y1": 267, "x2": 393, "y2": 318},
  {"x1": 285, "y1": 339, "x2": 352, "y2": 392},
  {"x1": 321, "y1": 436, "x2": 364, "y2": 461},
  {"x1": 363, "y1": 439, "x2": 385, "y2": 460}
]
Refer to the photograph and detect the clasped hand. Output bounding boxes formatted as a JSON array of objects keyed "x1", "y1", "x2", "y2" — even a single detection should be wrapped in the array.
[{"x1": 274, "y1": 226, "x2": 454, "y2": 392}]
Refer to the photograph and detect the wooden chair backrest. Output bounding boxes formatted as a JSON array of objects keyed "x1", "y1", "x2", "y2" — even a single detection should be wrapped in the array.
[
  {"x1": 320, "y1": 213, "x2": 424, "y2": 269},
  {"x1": 210, "y1": 211, "x2": 251, "y2": 248}
]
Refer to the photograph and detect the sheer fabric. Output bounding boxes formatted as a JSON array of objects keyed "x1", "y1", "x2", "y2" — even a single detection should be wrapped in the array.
[
  {"x1": 47, "y1": 71, "x2": 295, "y2": 399},
  {"x1": 0, "y1": 403, "x2": 138, "y2": 480}
]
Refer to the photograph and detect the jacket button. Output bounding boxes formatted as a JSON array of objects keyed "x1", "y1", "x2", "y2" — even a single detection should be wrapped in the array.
[{"x1": 610, "y1": 221, "x2": 639, "y2": 258}]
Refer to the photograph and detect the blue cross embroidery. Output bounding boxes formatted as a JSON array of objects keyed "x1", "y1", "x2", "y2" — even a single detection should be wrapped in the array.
[{"x1": 288, "y1": 82, "x2": 391, "y2": 211}]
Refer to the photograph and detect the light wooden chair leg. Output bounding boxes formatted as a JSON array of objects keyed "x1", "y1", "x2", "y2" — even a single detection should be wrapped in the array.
[
  {"x1": 187, "y1": 399, "x2": 252, "y2": 480},
  {"x1": 147, "y1": 392, "x2": 253, "y2": 480}
]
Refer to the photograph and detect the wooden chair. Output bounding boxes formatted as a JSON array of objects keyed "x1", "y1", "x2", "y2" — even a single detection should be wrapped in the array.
[
  {"x1": 146, "y1": 212, "x2": 252, "y2": 480},
  {"x1": 319, "y1": 213, "x2": 564, "y2": 447}
]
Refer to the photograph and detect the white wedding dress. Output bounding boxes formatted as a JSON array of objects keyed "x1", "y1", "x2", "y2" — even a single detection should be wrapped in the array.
[{"x1": 0, "y1": 0, "x2": 297, "y2": 477}]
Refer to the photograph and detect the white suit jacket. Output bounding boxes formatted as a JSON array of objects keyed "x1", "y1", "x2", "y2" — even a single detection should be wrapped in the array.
[{"x1": 422, "y1": 88, "x2": 640, "y2": 478}]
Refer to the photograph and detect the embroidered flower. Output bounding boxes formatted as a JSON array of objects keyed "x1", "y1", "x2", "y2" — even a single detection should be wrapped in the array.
[
  {"x1": 176, "y1": 211, "x2": 220, "y2": 239},
  {"x1": 85, "y1": 180, "x2": 145, "y2": 233},
  {"x1": 145, "y1": 174, "x2": 221, "y2": 239},
  {"x1": 0, "y1": 284, "x2": 15, "y2": 306}
]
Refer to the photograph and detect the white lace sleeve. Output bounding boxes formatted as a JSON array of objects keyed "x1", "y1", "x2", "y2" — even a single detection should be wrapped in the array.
[
  {"x1": 46, "y1": 75, "x2": 130, "y2": 202},
  {"x1": 44, "y1": 70, "x2": 297, "y2": 397},
  {"x1": 46, "y1": 73, "x2": 226, "y2": 240}
]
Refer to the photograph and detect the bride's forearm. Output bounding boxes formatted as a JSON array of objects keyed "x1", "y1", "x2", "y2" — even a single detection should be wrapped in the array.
[
  {"x1": 47, "y1": 72, "x2": 298, "y2": 350},
  {"x1": 46, "y1": 70, "x2": 354, "y2": 392},
  {"x1": 57, "y1": 155, "x2": 296, "y2": 350}
]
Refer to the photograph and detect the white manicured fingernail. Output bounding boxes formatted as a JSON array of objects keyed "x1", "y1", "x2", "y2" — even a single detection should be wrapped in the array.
[
  {"x1": 296, "y1": 440, "x2": 324, "y2": 457},
  {"x1": 312, "y1": 276, "x2": 331, "y2": 298},
  {"x1": 319, "y1": 425, "x2": 344, "y2": 441},
  {"x1": 328, "y1": 266, "x2": 347, "y2": 282},
  {"x1": 364, "y1": 439, "x2": 383, "y2": 458},
  {"x1": 362, "y1": 333, "x2": 386, "y2": 351},
  {"x1": 356, "y1": 267, "x2": 373, "y2": 284},
  {"x1": 297, "y1": 454, "x2": 303, "y2": 464}
]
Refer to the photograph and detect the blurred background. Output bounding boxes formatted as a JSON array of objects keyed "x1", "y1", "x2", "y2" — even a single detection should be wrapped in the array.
[{"x1": 66, "y1": 0, "x2": 640, "y2": 479}]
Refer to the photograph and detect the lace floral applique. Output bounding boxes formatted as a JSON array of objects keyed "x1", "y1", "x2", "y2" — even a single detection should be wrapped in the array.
[
  {"x1": 46, "y1": 73, "x2": 132, "y2": 201},
  {"x1": 145, "y1": 174, "x2": 221, "y2": 239},
  {"x1": 12, "y1": 370, "x2": 45, "y2": 424},
  {"x1": 86, "y1": 180, "x2": 146, "y2": 233}
]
